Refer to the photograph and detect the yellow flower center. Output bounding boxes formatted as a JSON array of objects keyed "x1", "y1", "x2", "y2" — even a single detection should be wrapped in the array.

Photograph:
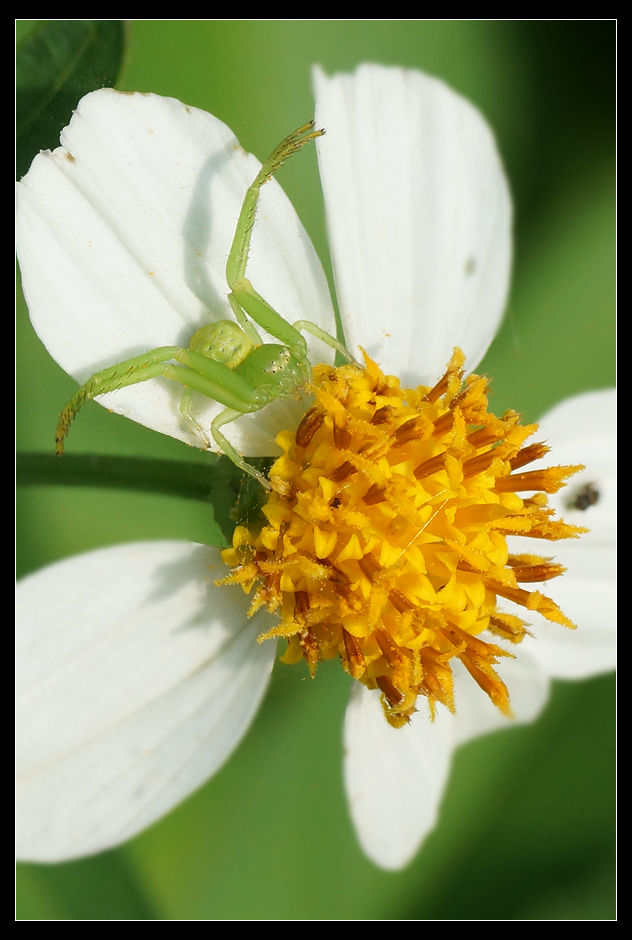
[{"x1": 220, "y1": 350, "x2": 585, "y2": 728}]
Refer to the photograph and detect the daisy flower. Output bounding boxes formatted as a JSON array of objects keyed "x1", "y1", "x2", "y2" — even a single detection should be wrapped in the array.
[{"x1": 15, "y1": 64, "x2": 616, "y2": 870}]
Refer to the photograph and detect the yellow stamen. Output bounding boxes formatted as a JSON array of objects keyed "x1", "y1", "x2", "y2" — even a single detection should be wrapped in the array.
[{"x1": 219, "y1": 350, "x2": 586, "y2": 727}]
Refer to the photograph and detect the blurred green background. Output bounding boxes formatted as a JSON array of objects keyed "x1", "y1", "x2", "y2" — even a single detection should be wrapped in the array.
[{"x1": 16, "y1": 20, "x2": 615, "y2": 920}]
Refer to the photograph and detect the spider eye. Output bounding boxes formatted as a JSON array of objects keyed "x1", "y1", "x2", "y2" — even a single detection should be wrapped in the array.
[{"x1": 265, "y1": 349, "x2": 292, "y2": 374}]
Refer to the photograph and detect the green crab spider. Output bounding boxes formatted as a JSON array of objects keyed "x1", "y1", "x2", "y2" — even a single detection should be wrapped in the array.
[{"x1": 55, "y1": 121, "x2": 360, "y2": 489}]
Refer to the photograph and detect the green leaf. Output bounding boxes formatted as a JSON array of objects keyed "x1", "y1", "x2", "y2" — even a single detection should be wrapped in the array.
[{"x1": 16, "y1": 20, "x2": 128, "y2": 180}]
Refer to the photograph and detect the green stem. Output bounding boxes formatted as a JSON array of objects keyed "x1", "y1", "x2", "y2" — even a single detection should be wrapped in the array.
[
  {"x1": 17, "y1": 452, "x2": 273, "y2": 544},
  {"x1": 16, "y1": 452, "x2": 233, "y2": 502}
]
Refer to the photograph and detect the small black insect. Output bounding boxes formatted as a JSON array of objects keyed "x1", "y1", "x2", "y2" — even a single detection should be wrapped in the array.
[{"x1": 569, "y1": 481, "x2": 600, "y2": 511}]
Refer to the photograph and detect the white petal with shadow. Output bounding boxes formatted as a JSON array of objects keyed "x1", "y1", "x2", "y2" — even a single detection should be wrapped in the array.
[
  {"x1": 343, "y1": 654, "x2": 550, "y2": 869},
  {"x1": 313, "y1": 63, "x2": 512, "y2": 386},
  {"x1": 343, "y1": 683, "x2": 453, "y2": 870},
  {"x1": 16, "y1": 89, "x2": 335, "y2": 455},
  {"x1": 16, "y1": 540, "x2": 276, "y2": 862},
  {"x1": 505, "y1": 389, "x2": 616, "y2": 678}
]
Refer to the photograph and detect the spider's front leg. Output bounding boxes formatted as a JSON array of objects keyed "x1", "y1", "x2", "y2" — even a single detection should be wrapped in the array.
[
  {"x1": 226, "y1": 123, "x2": 359, "y2": 368},
  {"x1": 226, "y1": 124, "x2": 322, "y2": 353},
  {"x1": 55, "y1": 345, "x2": 259, "y2": 456}
]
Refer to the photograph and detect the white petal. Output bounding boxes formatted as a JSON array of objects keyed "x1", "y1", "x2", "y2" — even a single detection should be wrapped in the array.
[
  {"x1": 15, "y1": 540, "x2": 277, "y2": 862},
  {"x1": 536, "y1": 388, "x2": 616, "y2": 550},
  {"x1": 16, "y1": 89, "x2": 335, "y2": 456},
  {"x1": 451, "y1": 653, "x2": 550, "y2": 746},
  {"x1": 507, "y1": 389, "x2": 617, "y2": 678},
  {"x1": 344, "y1": 683, "x2": 454, "y2": 870},
  {"x1": 313, "y1": 64, "x2": 512, "y2": 385},
  {"x1": 343, "y1": 653, "x2": 550, "y2": 869},
  {"x1": 519, "y1": 576, "x2": 616, "y2": 679}
]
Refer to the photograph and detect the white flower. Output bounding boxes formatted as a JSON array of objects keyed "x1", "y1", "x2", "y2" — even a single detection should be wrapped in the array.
[{"x1": 15, "y1": 64, "x2": 616, "y2": 869}]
